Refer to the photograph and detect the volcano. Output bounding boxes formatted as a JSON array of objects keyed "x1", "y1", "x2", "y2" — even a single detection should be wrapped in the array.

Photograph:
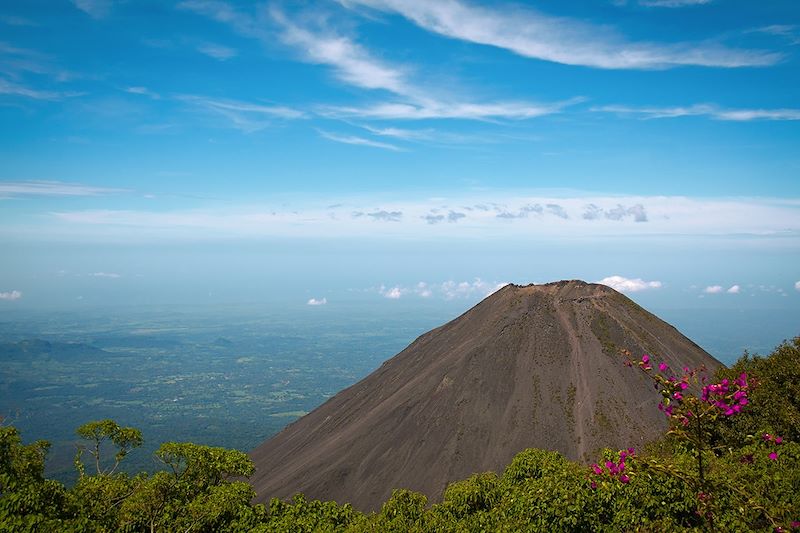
[{"x1": 250, "y1": 280, "x2": 721, "y2": 511}]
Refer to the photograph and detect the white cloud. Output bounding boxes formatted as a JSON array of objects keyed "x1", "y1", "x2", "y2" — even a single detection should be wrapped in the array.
[
  {"x1": 271, "y1": 7, "x2": 411, "y2": 95},
  {"x1": 0, "y1": 15, "x2": 37, "y2": 26},
  {"x1": 0, "y1": 290, "x2": 22, "y2": 301},
  {"x1": 415, "y1": 282, "x2": 432, "y2": 298},
  {"x1": 0, "y1": 79, "x2": 79, "y2": 101},
  {"x1": 377, "y1": 279, "x2": 507, "y2": 300},
  {"x1": 727, "y1": 285, "x2": 740, "y2": 294},
  {"x1": 598, "y1": 276, "x2": 662, "y2": 292},
  {"x1": 72, "y1": 0, "x2": 113, "y2": 18},
  {"x1": 42, "y1": 195, "x2": 800, "y2": 241},
  {"x1": 381, "y1": 286, "x2": 404, "y2": 299},
  {"x1": 0, "y1": 181, "x2": 128, "y2": 198},
  {"x1": 594, "y1": 104, "x2": 800, "y2": 121},
  {"x1": 639, "y1": 0, "x2": 711, "y2": 6},
  {"x1": 750, "y1": 25, "x2": 800, "y2": 46},
  {"x1": 179, "y1": 95, "x2": 306, "y2": 132},
  {"x1": 125, "y1": 86, "x2": 161, "y2": 99},
  {"x1": 183, "y1": 2, "x2": 574, "y2": 122},
  {"x1": 318, "y1": 130, "x2": 403, "y2": 151},
  {"x1": 90, "y1": 272, "x2": 121, "y2": 278},
  {"x1": 795, "y1": 281, "x2": 800, "y2": 291},
  {"x1": 704, "y1": 285, "x2": 724, "y2": 294},
  {"x1": 322, "y1": 99, "x2": 579, "y2": 121},
  {"x1": 440, "y1": 279, "x2": 508, "y2": 299},
  {"x1": 307, "y1": 297, "x2": 327, "y2": 305},
  {"x1": 197, "y1": 43, "x2": 238, "y2": 60},
  {"x1": 340, "y1": 0, "x2": 778, "y2": 69}
]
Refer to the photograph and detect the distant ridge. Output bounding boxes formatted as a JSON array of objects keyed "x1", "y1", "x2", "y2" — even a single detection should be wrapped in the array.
[
  {"x1": 250, "y1": 280, "x2": 722, "y2": 511},
  {"x1": 0, "y1": 338, "x2": 110, "y2": 360}
]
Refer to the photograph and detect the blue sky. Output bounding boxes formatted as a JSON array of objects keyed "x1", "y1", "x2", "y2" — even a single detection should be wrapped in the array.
[{"x1": 1, "y1": 0, "x2": 799, "y2": 313}]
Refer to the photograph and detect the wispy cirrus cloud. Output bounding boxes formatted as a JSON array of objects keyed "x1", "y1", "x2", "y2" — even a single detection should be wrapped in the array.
[
  {"x1": 178, "y1": 95, "x2": 306, "y2": 132},
  {"x1": 125, "y1": 86, "x2": 161, "y2": 99},
  {"x1": 317, "y1": 129, "x2": 403, "y2": 151},
  {"x1": 72, "y1": 0, "x2": 114, "y2": 19},
  {"x1": 639, "y1": 0, "x2": 711, "y2": 7},
  {"x1": 270, "y1": 5, "x2": 578, "y2": 121},
  {"x1": 338, "y1": 0, "x2": 779, "y2": 69},
  {"x1": 270, "y1": 6, "x2": 411, "y2": 96},
  {"x1": 0, "y1": 180, "x2": 129, "y2": 199},
  {"x1": 196, "y1": 43, "x2": 238, "y2": 60},
  {"x1": 181, "y1": 2, "x2": 576, "y2": 122},
  {"x1": 0, "y1": 78, "x2": 77, "y2": 100},
  {"x1": 0, "y1": 15, "x2": 38, "y2": 27},
  {"x1": 0, "y1": 42, "x2": 82, "y2": 100},
  {"x1": 594, "y1": 104, "x2": 800, "y2": 121},
  {"x1": 750, "y1": 25, "x2": 800, "y2": 46},
  {"x1": 178, "y1": 0, "x2": 268, "y2": 39},
  {"x1": 321, "y1": 98, "x2": 580, "y2": 121}
]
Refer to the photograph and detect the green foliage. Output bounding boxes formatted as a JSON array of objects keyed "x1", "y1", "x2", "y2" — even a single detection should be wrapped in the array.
[
  {"x1": 75, "y1": 419, "x2": 144, "y2": 476},
  {"x1": 1, "y1": 336, "x2": 799, "y2": 531},
  {"x1": 0, "y1": 426, "x2": 74, "y2": 531},
  {"x1": 374, "y1": 489, "x2": 427, "y2": 531},
  {"x1": 264, "y1": 494, "x2": 362, "y2": 532},
  {"x1": 713, "y1": 336, "x2": 800, "y2": 446}
]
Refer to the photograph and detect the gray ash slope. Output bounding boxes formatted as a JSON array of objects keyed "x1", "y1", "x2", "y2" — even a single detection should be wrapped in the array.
[{"x1": 250, "y1": 280, "x2": 721, "y2": 512}]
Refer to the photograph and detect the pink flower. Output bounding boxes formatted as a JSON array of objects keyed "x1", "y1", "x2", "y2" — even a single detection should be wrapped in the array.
[
  {"x1": 658, "y1": 362, "x2": 668, "y2": 372},
  {"x1": 769, "y1": 452, "x2": 778, "y2": 461},
  {"x1": 775, "y1": 436, "x2": 783, "y2": 445},
  {"x1": 590, "y1": 481, "x2": 597, "y2": 489},
  {"x1": 641, "y1": 354, "x2": 650, "y2": 364},
  {"x1": 673, "y1": 392, "x2": 683, "y2": 401},
  {"x1": 619, "y1": 474, "x2": 630, "y2": 484},
  {"x1": 592, "y1": 464, "x2": 603, "y2": 475},
  {"x1": 764, "y1": 433, "x2": 773, "y2": 442}
]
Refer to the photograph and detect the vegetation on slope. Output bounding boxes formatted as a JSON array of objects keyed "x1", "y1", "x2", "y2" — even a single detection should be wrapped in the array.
[{"x1": 2, "y1": 337, "x2": 799, "y2": 532}]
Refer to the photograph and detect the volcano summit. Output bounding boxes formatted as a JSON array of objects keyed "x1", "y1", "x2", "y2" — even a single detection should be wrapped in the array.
[{"x1": 250, "y1": 280, "x2": 721, "y2": 511}]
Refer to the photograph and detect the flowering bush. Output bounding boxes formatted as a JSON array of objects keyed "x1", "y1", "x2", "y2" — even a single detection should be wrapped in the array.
[{"x1": 589, "y1": 351, "x2": 799, "y2": 532}]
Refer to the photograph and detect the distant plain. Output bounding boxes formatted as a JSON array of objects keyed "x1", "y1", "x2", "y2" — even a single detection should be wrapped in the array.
[{"x1": 1, "y1": 301, "x2": 796, "y2": 482}]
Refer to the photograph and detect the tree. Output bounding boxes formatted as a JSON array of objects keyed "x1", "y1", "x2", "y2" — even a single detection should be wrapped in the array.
[{"x1": 75, "y1": 419, "x2": 143, "y2": 477}]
